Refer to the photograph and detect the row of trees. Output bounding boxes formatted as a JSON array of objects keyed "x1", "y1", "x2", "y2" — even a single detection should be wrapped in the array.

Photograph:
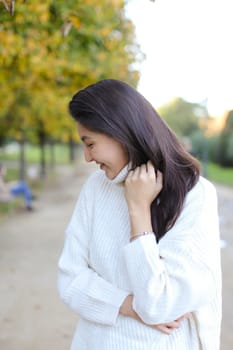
[
  {"x1": 1, "y1": 1, "x2": 232, "y2": 180},
  {"x1": 159, "y1": 98, "x2": 233, "y2": 167},
  {"x1": 0, "y1": 0, "x2": 142, "y2": 178},
  {"x1": 193, "y1": 110, "x2": 233, "y2": 167}
]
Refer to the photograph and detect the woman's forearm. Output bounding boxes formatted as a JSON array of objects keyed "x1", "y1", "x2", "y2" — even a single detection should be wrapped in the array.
[
  {"x1": 128, "y1": 205, "x2": 153, "y2": 239},
  {"x1": 124, "y1": 162, "x2": 162, "y2": 240}
]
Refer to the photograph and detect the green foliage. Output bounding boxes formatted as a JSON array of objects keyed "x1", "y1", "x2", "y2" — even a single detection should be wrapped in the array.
[
  {"x1": 189, "y1": 129, "x2": 205, "y2": 158},
  {"x1": 207, "y1": 134, "x2": 221, "y2": 163},
  {"x1": 190, "y1": 130, "x2": 221, "y2": 164},
  {"x1": 158, "y1": 98, "x2": 202, "y2": 137},
  {"x1": 218, "y1": 110, "x2": 233, "y2": 166},
  {"x1": 226, "y1": 134, "x2": 233, "y2": 160},
  {"x1": 0, "y1": 0, "x2": 141, "y2": 145}
]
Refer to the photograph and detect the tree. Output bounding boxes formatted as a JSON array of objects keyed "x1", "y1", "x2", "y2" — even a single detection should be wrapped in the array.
[
  {"x1": 0, "y1": 0, "x2": 15, "y2": 15},
  {"x1": 0, "y1": 0, "x2": 142, "y2": 178},
  {"x1": 158, "y1": 98, "x2": 201, "y2": 137},
  {"x1": 218, "y1": 110, "x2": 233, "y2": 166}
]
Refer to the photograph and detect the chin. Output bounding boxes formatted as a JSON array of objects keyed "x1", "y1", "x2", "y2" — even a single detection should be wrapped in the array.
[
  {"x1": 104, "y1": 169, "x2": 117, "y2": 180},
  {"x1": 105, "y1": 172, "x2": 115, "y2": 180}
]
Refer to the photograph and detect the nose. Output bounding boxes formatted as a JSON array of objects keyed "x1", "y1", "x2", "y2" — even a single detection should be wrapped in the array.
[{"x1": 84, "y1": 147, "x2": 93, "y2": 162}]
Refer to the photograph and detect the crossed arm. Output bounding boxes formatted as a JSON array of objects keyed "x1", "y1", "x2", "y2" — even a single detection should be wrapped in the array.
[{"x1": 120, "y1": 161, "x2": 189, "y2": 333}]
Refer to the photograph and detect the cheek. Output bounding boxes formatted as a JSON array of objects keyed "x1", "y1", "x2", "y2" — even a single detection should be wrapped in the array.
[
  {"x1": 119, "y1": 148, "x2": 129, "y2": 164},
  {"x1": 116, "y1": 151, "x2": 128, "y2": 167}
]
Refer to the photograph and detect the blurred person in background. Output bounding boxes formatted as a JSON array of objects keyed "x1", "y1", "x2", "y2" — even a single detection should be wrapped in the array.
[{"x1": 0, "y1": 163, "x2": 35, "y2": 211}]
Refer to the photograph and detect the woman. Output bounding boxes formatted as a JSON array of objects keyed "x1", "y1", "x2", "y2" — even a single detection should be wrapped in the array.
[{"x1": 57, "y1": 79, "x2": 222, "y2": 349}]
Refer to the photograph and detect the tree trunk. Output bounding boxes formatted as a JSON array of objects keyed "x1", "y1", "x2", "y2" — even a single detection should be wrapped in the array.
[
  {"x1": 39, "y1": 131, "x2": 46, "y2": 179},
  {"x1": 69, "y1": 135, "x2": 75, "y2": 163},
  {"x1": 19, "y1": 135, "x2": 26, "y2": 181},
  {"x1": 49, "y1": 139, "x2": 55, "y2": 169}
]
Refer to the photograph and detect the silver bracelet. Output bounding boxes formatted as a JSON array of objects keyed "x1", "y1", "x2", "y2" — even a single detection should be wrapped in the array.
[{"x1": 130, "y1": 231, "x2": 154, "y2": 242}]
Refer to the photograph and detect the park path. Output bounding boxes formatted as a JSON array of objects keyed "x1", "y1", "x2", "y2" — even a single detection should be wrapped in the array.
[{"x1": 0, "y1": 161, "x2": 232, "y2": 350}]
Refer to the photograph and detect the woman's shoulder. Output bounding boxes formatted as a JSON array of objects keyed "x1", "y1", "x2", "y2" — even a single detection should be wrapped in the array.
[
  {"x1": 193, "y1": 176, "x2": 216, "y2": 195},
  {"x1": 186, "y1": 175, "x2": 217, "y2": 208}
]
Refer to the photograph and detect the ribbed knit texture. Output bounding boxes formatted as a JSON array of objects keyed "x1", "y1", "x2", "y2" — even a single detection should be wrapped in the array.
[{"x1": 57, "y1": 166, "x2": 222, "y2": 350}]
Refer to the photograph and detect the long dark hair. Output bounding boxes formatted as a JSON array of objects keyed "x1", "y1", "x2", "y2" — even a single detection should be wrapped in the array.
[{"x1": 69, "y1": 79, "x2": 200, "y2": 241}]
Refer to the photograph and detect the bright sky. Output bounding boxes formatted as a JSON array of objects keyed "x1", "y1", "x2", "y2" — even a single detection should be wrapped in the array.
[{"x1": 126, "y1": 0, "x2": 233, "y2": 116}]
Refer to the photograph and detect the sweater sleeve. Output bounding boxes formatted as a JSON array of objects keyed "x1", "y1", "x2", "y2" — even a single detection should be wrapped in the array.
[
  {"x1": 57, "y1": 184, "x2": 129, "y2": 326},
  {"x1": 123, "y1": 179, "x2": 221, "y2": 324}
]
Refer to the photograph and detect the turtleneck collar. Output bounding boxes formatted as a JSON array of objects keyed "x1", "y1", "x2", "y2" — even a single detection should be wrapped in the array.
[{"x1": 105, "y1": 163, "x2": 131, "y2": 185}]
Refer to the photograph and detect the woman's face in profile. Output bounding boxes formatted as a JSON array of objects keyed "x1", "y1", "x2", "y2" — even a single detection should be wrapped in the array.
[{"x1": 77, "y1": 123, "x2": 129, "y2": 180}]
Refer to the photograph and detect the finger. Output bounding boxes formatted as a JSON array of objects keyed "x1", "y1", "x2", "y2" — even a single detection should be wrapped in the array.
[
  {"x1": 139, "y1": 163, "x2": 147, "y2": 176},
  {"x1": 126, "y1": 167, "x2": 139, "y2": 180},
  {"x1": 175, "y1": 316, "x2": 183, "y2": 322},
  {"x1": 147, "y1": 160, "x2": 156, "y2": 177},
  {"x1": 165, "y1": 320, "x2": 180, "y2": 329},
  {"x1": 126, "y1": 169, "x2": 134, "y2": 179},
  {"x1": 176, "y1": 312, "x2": 191, "y2": 322},
  {"x1": 155, "y1": 325, "x2": 173, "y2": 335},
  {"x1": 132, "y1": 166, "x2": 140, "y2": 179},
  {"x1": 155, "y1": 170, "x2": 163, "y2": 185}
]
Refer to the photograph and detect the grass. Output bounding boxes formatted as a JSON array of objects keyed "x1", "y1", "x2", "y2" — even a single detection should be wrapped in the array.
[
  {"x1": 205, "y1": 162, "x2": 233, "y2": 187},
  {"x1": 0, "y1": 143, "x2": 70, "y2": 164}
]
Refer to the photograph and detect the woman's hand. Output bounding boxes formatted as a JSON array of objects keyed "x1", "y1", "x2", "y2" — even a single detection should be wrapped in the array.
[
  {"x1": 125, "y1": 161, "x2": 162, "y2": 211},
  {"x1": 119, "y1": 295, "x2": 190, "y2": 335},
  {"x1": 124, "y1": 161, "x2": 163, "y2": 236},
  {"x1": 152, "y1": 314, "x2": 190, "y2": 335}
]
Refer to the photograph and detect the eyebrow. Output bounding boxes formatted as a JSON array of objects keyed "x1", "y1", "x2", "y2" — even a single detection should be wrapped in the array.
[{"x1": 81, "y1": 136, "x2": 92, "y2": 142}]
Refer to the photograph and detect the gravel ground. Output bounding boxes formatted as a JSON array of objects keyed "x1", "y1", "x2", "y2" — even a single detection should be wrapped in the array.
[{"x1": 0, "y1": 161, "x2": 232, "y2": 350}]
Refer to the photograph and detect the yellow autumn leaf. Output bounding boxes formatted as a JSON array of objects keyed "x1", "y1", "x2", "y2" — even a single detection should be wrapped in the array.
[{"x1": 68, "y1": 14, "x2": 81, "y2": 29}]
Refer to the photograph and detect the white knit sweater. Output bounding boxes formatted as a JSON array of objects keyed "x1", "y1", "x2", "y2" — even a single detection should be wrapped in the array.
[{"x1": 57, "y1": 166, "x2": 222, "y2": 350}]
